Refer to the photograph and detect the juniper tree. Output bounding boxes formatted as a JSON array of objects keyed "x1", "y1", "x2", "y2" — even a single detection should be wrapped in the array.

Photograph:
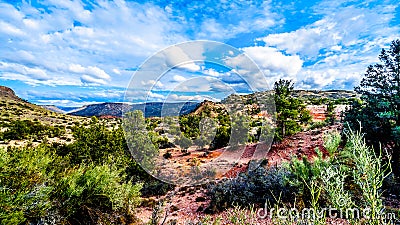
[
  {"x1": 274, "y1": 79, "x2": 312, "y2": 140},
  {"x1": 345, "y1": 39, "x2": 400, "y2": 175}
]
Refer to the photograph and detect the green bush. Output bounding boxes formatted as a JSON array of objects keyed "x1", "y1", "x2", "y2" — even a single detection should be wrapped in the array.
[
  {"x1": 309, "y1": 121, "x2": 327, "y2": 130},
  {"x1": 281, "y1": 128, "x2": 392, "y2": 223},
  {"x1": 64, "y1": 117, "x2": 129, "y2": 165},
  {"x1": 341, "y1": 129, "x2": 391, "y2": 223},
  {"x1": 284, "y1": 148, "x2": 331, "y2": 207},
  {"x1": 54, "y1": 163, "x2": 142, "y2": 217},
  {"x1": 0, "y1": 120, "x2": 65, "y2": 141},
  {"x1": 0, "y1": 145, "x2": 57, "y2": 224},
  {"x1": 323, "y1": 130, "x2": 341, "y2": 156},
  {"x1": 207, "y1": 163, "x2": 294, "y2": 212}
]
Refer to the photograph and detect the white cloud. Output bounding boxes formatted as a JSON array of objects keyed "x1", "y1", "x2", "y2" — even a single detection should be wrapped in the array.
[
  {"x1": 260, "y1": 19, "x2": 340, "y2": 58},
  {"x1": 0, "y1": 0, "x2": 187, "y2": 88},
  {"x1": 167, "y1": 94, "x2": 214, "y2": 102},
  {"x1": 86, "y1": 66, "x2": 110, "y2": 80},
  {"x1": 163, "y1": 45, "x2": 202, "y2": 72},
  {"x1": 255, "y1": 0, "x2": 399, "y2": 89},
  {"x1": 36, "y1": 99, "x2": 101, "y2": 107},
  {"x1": 203, "y1": 68, "x2": 221, "y2": 77},
  {"x1": 69, "y1": 64, "x2": 86, "y2": 73},
  {"x1": 0, "y1": 21, "x2": 25, "y2": 36},
  {"x1": 260, "y1": 3, "x2": 398, "y2": 61},
  {"x1": 0, "y1": 62, "x2": 49, "y2": 81},
  {"x1": 80, "y1": 75, "x2": 107, "y2": 85},
  {"x1": 194, "y1": 0, "x2": 281, "y2": 40},
  {"x1": 112, "y1": 68, "x2": 121, "y2": 75},
  {"x1": 243, "y1": 46, "x2": 303, "y2": 76},
  {"x1": 172, "y1": 75, "x2": 187, "y2": 82},
  {"x1": 141, "y1": 79, "x2": 164, "y2": 88},
  {"x1": 69, "y1": 64, "x2": 110, "y2": 85}
]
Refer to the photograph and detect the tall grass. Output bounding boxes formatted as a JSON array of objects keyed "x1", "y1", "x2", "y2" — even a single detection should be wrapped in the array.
[{"x1": 342, "y1": 128, "x2": 391, "y2": 224}]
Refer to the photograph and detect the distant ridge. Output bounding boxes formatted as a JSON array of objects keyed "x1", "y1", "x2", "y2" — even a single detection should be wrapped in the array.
[
  {"x1": 292, "y1": 90, "x2": 358, "y2": 99},
  {"x1": 69, "y1": 103, "x2": 131, "y2": 117},
  {"x1": 68, "y1": 102, "x2": 200, "y2": 118},
  {"x1": 41, "y1": 105, "x2": 66, "y2": 114},
  {"x1": 0, "y1": 85, "x2": 358, "y2": 119}
]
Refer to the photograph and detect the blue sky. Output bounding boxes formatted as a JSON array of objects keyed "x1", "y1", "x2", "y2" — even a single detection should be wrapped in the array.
[{"x1": 0, "y1": 0, "x2": 399, "y2": 107}]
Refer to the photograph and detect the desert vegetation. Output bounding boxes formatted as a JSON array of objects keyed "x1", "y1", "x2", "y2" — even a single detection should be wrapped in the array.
[{"x1": 1, "y1": 39, "x2": 400, "y2": 224}]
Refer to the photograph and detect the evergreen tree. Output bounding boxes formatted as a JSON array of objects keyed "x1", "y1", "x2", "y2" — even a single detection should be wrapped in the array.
[
  {"x1": 274, "y1": 79, "x2": 312, "y2": 140},
  {"x1": 325, "y1": 101, "x2": 335, "y2": 125},
  {"x1": 123, "y1": 110, "x2": 159, "y2": 172},
  {"x1": 175, "y1": 134, "x2": 193, "y2": 152},
  {"x1": 345, "y1": 39, "x2": 400, "y2": 175}
]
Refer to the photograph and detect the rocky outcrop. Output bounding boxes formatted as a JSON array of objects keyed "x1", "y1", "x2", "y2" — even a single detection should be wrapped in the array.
[{"x1": 0, "y1": 86, "x2": 20, "y2": 100}]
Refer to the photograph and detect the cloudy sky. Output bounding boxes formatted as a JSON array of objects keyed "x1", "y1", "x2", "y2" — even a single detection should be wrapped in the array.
[{"x1": 0, "y1": 0, "x2": 399, "y2": 107}]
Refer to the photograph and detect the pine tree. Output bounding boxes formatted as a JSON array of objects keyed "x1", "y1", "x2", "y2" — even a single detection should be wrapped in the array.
[
  {"x1": 345, "y1": 39, "x2": 400, "y2": 175},
  {"x1": 274, "y1": 79, "x2": 312, "y2": 140}
]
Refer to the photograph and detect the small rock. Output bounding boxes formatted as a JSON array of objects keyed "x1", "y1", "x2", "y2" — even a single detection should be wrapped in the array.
[{"x1": 195, "y1": 196, "x2": 206, "y2": 202}]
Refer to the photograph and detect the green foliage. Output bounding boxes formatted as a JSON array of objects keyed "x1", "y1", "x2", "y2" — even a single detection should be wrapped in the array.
[
  {"x1": 320, "y1": 165, "x2": 354, "y2": 212},
  {"x1": 211, "y1": 124, "x2": 231, "y2": 149},
  {"x1": 308, "y1": 121, "x2": 327, "y2": 130},
  {"x1": 345, "y1": 39, "x2": 400, "y2": 174},
  {"x1": 285, "y1": 149, "x2": 330, "y2": 206},
  {"x1": 307, "y1": 97, "x2": 330, "y2": 105},
  {"x1": 65, "y1": 117, "x2": 129, "y2": 165},
  {"x1": 194, "y1": 117, "x2": 217, "y2": 149},
  {"x1": 0, "y1": 119, "x2": 65, "y2": 141},
  {"x1": 123, "y1": 111, "x2": 159, "y2": 172},
  {"x1": 175, "y1": 134, "x2": 192, "y2": 151},
  {"x1": 0, "y1": 141, "x2": 145, "y2": 224},
  {"x1": 0, "y1": 145, "x2": 57, "y2": 224},
  {"x1": 323, "y1": 130, "x2": 341, "y2": 156},
  {"x1": 179, "y1": 115, "x2": 201, "y2": 139},
  {"x1": 146, "y1": 117, "x2": 161, "y2": 131},
  {"x1": 341, "y1": 128, "x2": 391, "y2": 223},
  {"x1": 207, "y1": 164, "x2": 294, "y2": 211},
  {"x1": 325, "y1": 101, "x2": 336, "y2": 125},
  {"x1": 282, "y1": 128, "x2": 392, "y2": 223},
  {"x1": 148, "y1": 131, "x2": 171, "y2": 149},
  {"x1": 229, "y1": 114, "x2": 250, "y2": 147},
  {"x1": 274, "y1": 79, "x2": 312, "y2": 141},
  {"x1": 54, "y1": 163, "x2": 142, "y2": 217}
]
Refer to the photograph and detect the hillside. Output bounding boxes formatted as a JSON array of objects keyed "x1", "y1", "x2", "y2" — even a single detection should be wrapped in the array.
[
  {"x1": 69, "y1": 101, "x2": 200, "y2": 118},
  {"x1": 0, "y1": 86, "x2": 91, "y2": 148},
  {"x1": 292, "y1": 89, "x2": 358, "y2": 99},
  {"x1": 222, "y1": 90, "x2": 357, "y2": 104},
  {"x1": 0, "y1": 86, "x2": 83, "y2": 125}
]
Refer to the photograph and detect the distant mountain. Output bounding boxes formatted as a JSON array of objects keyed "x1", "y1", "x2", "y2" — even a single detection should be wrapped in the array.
[
  {"x1": 292, "y1": 90, "x2": 358, "y2": 99},
  {"x1": 68, "y1": 90, "x2": 358, "y2": 118},
  {"x1": 41, "y1": 105, "x2": 66, "y2": 114},
  {"x1": 68, "y1": 103, "x2": 131, "y2": 117},
  {"x1": 58, "y1": 106, "x2": 81, "y2": 113},
  {"x1": 68, "y1": 102, "x2": 200, "y2": 118}
]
